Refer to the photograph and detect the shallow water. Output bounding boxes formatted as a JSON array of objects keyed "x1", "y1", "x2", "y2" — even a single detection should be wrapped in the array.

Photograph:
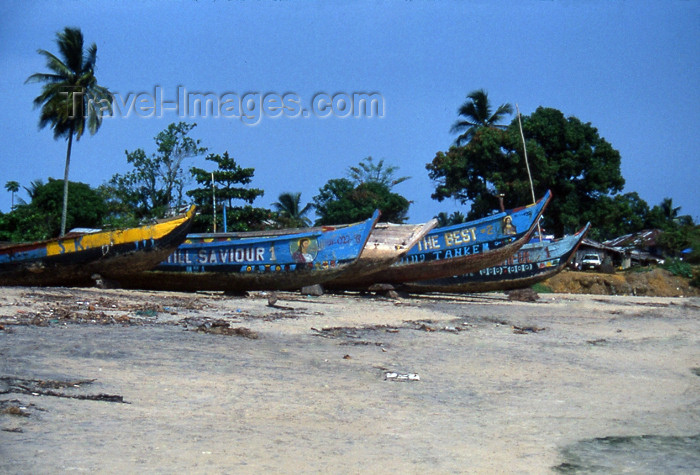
[{"x1": 554, "y1": 434, "x2": 700, "y2": 474}]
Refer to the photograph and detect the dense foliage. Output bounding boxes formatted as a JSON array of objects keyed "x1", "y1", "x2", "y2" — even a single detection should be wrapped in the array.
[
  {"x1": 312, "y1": 157, "x2": 411, "y2": 225},
  {"x1": 428, "y1": 107, "x2": 629, "y2": 239},
  {"x1": 0, "y1": 179, "x2": 107, "y2": 241},
  {"x1": 313, "y1": 179, "x2": 409, "y2": 225},
  {"x1": 188, "y1": 152, "x2": 269, "y2": 232},
  {"x1": 272, "y1": 192, "x2": 313, "y2": 228},
  {"x1": 657, "y1": 224, "x2": 700, "y2": 262},
  {"x1": 107, "y1": 122, "x2": 207, "y2": 221}
]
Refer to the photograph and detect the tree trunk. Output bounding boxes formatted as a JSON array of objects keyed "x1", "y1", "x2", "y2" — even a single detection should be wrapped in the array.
[{"x1": 60, "y1": 127, "x2": 74, "y2": 237}]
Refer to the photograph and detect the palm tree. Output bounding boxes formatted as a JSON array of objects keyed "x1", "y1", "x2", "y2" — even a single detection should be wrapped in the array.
[
  {"x1": 434, "y1": 210, "x2": 467, "y2": 227},
  {"x1": 448, "y1": 211, "x2": 466, "y2": 225},
  {"x1": 26, "y1": 27, "x2": 113, "y2": 236},
  {"x1": 4, "y1": 181, "x2": 20, "y2": 209},
  {"x1": 660, "y1": 197, "x2": 680, "y2": 221},
  {"x1": 272, "y1": 192, "x2": 313, "y2": 228},
  {"x1": 659, "y1": 197, "x2": 693, "y2": 226},
  {"x1": 347, "y1": 156, "x2": 410, "y2": 189},
  {"x1": 450, "y1": 89, "x2": 513, "y2": 145}
]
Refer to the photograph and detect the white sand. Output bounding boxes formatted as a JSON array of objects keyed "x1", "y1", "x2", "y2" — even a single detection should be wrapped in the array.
[{"x1": 1, "y1": 287, "x2": 699, "y2": 473}]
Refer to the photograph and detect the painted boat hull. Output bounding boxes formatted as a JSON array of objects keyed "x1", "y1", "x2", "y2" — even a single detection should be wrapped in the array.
[
  {"x1": 121, "y1": 211, "x2": 381, "y2": 292},
  {"x1": 336, "y1": 191, "x2": 552, "y2": 287},
  {"x1": 405, "y1": 222, "x2": 590, "y2": 293},
  {"x1": 324, "y1": 219, "x2": 439, "y2": 288},
  {"x1": 0, "y1": 207, "x2": 196, "y2": 287}
]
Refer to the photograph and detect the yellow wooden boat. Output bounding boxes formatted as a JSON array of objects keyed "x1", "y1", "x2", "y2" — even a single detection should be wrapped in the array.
[{"x1": 0, "y1": 206, "x2": 195, "y2": 286}]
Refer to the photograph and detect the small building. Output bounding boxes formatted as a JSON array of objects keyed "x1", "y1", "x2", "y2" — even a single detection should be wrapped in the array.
[
  {"x1": 575, "y1": 239, "x2": 627, "y2": 269},
  {"x1": 574, "y1": 229, "x2": 665, "y2": 270}
]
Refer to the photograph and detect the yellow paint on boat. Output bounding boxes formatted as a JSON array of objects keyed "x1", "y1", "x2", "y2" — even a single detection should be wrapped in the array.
[{"x1": 45, "y1": 206, "x2": 195, "y2": 256}]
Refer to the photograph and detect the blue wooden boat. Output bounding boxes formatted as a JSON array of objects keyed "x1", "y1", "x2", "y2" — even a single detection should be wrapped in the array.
[
  {"x1": 324, "y1": 219, "x2": 439, "y2": 289},
  {"x1": 404, "y1": 222, "x2": 590, "y2": 293},
  {"x1": 122, "y1": 210, "x2": 381, "y2": 292},
  {"x1": 334, "y1": 191, "x2": 552, "y2": 287},
  {"x1": 0, "y1": 206, "x2": 196, "y2": 287}
]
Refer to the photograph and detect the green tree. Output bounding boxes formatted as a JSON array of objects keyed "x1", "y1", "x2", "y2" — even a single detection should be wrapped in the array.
[
  {"x1": 313, "y1": 179, "x2": 409, "y2": 225},
  {"x1": 427, "y1": 127, "x2": 514, "y2": 218},
  {"x1": 657, "y1": 224, "x2": 699, "y2": 261},
  {"x1": 646, "y1": 197, "x2": 694, "y2": 230},
  {"x1": 450, "y1": 89, "x2": 513, "y2": 145},
  {"x1": 272, "y1": 192, "x2": 313, "y2": 228},
  {"x1": 0, "y1": 178, "x2": 107, "y2": 241},
  {"x1": 313, "y1": 158, "x2": 411, "y2": 225},
  {"x1": 347, "y1": 156, "x2": 410, "y2": 188},
  {"x1": 26, "y1": 27, "x2": 113, "y2": 236},
  {"x1": 109, "y1": 122, "x2": 207, "y2": 220},
  {"x1": 435, "y1": 211, "x2": 467, "y2": 228},
  {"x1": 5, "y1": 181, "x2": 20, "y2": 209},
  {"x1": 188, "y1": 152, "x2": 269, "y2": 232},
  {"x1": 428, "y1": 107, "x2": 626, "y2": 237},
  {"x1": 581, "y1": 192, "x2": 650, "y2": 241}
]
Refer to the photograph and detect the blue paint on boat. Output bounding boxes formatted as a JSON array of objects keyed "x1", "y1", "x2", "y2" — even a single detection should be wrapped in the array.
[{"x1": 155, "y1": 210, "x2": 380, "y2": 276}]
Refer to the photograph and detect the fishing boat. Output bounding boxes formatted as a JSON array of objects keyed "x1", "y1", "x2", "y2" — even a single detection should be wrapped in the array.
[
  {"x1": 333, "y1": 191, "x2": 552, "y2": 288},
  {"x1": 403, "y1": 222, "x2": 589, "y2": 293},
  {"x1": 324, "y1": 219, "x2": 438, "y2": 289},
  {"x1": 0, "y1": 206, "x2": 196, "y2": 287},
  {"x1": 121, "y1": 210, "x2": 381, "y2": 292}
]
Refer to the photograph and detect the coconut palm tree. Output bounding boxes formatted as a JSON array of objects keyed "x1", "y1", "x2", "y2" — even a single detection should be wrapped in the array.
[
  {"x1": 272, "y1": 192, "x2": 313, "y2": 228},
  {"x1": 26, "y1": 27, "x2": 113, "y2": 236},
  {"x1": 450, "y1": 89, "x2": 513, "y2": 145},
  {"x1": 347, "y1": 156, "x2": 409, "y2": 189},
  {"x1": 4, "y1": 181, "x2": 20, "y2": 209},
  {"x1": 660, "y1": 197, "x2": 680, "y2": 221}
]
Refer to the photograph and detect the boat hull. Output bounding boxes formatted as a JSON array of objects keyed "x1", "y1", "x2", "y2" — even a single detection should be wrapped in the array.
[
  {"x1": 335, "y1": 191, "x2": 552, "y2": 288},
  {"x1": 325, "y1": 219, "x2": 438, "y2": 288},
  {"x1": 0, "y1": 207, "x2": 196, "y2": 287},
  {"x1": 122, "y1": 211, "x2": 381, "y2": 292},
  {"x1": 405, "y1": 222, "x2": 590, "y2": 293}
]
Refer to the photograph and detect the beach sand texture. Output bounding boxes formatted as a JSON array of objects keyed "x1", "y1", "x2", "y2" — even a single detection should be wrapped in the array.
[{"x1": 1, "y1": 286, "x2": 699, "y2": 473}]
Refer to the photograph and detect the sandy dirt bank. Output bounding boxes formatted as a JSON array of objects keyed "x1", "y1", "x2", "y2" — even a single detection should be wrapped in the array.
[{"x1": 1, "y1": 286, "x2": 699, "y2": 473}]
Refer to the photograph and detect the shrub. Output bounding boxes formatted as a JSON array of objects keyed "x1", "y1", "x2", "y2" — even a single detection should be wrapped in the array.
[{"x1": 661, "y1": 258, "x2": 693, "y2": 279}]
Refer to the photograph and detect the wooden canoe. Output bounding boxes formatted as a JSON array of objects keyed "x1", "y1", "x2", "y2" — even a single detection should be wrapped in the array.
[
  {"x1": 0, "y1": 206, "x2": 196, "y2": 287},
  {"x1": 120, "y1": 210, "x2": 382, "y2": 292},
  {"x1": 324, "y1": 219, "x2": 439, "y2": 289},
  {"x1": 404, "y1": 222, "x2": 590, "y2": 293},
  {"x1": 335, "y1": 191, "x2": 552, "y2": 287}
]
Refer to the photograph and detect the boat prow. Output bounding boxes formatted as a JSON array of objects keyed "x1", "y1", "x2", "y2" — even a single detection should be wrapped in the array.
[
  {"x1": 120, "y1": 210, "x2": 383, "y2": 292},
  {"x1": 334, "y1": 191, "x2": 552, "y2": 287},
  {"x1": 0, "y1": 206, "x2": 196, "y2": 287},
  {"x1": 404, "y1": 221, "x2": 590, "y2": 293}
]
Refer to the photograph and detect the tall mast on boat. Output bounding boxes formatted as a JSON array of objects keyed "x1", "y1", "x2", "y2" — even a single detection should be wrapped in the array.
[
  {"x1": 212, "y1": 172, "x2": 217, "y2": 233},
  {"x1": 516, "y1": 104, "x2": 542, "y2": 241}
]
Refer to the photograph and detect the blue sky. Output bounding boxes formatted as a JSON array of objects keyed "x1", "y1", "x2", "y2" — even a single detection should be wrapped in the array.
[{"x1": 1, "y1": 0, "x2": 698, "y2": 226}]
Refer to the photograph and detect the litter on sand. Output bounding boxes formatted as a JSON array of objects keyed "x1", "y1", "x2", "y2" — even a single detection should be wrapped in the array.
[{"x1": 385, "y1": 372, "x2": 420, "y2": 382}]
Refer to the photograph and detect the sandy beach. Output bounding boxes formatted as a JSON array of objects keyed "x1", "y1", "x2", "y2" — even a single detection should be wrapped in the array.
[{"x1": 1, "y1": 286, "x2": 699, "y2": 473}]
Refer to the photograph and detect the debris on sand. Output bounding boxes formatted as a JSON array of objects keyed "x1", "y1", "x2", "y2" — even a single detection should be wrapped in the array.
[
  {"x1": 586, "y1": 338, "x2": 608, "y2": 346},
  {"x1": 1, "y1": 291, "x2": 212, "y2": 328},
  {"x1": 367, "y1": 283, "x2": 401, "y2": 299},
  {"x1": 267, "y1": 292, "x2": 278, "y2": 307},
  {"x1": 183, "y1": 318, "x2": 259, "y2": 339},
  {"x1": 408, "y1": 320, "x2": 467, "y2": 333},
  {"x1": 1, "y1": 404, "x2": 30, "y2": 417},
  {"x1": 512, "y1": 325, "x2": 546, "y2": 334},
  {"x1": 506, "y1": 288, "x2": 539, "y2": 302},
  {"x1": 385, "y1": 372, "x2": 420, "y2": 382},
  {"x1": 0, "y1": 377, "x2": 128, "y2": 403},
  {"x1": 301, "y1": 284, "x2": 324, "y2": 296}
]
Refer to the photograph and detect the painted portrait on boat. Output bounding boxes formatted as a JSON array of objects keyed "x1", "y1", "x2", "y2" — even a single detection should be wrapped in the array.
[{"x1": 291, "y1": 237, "x2": 319, "y2": 264}]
